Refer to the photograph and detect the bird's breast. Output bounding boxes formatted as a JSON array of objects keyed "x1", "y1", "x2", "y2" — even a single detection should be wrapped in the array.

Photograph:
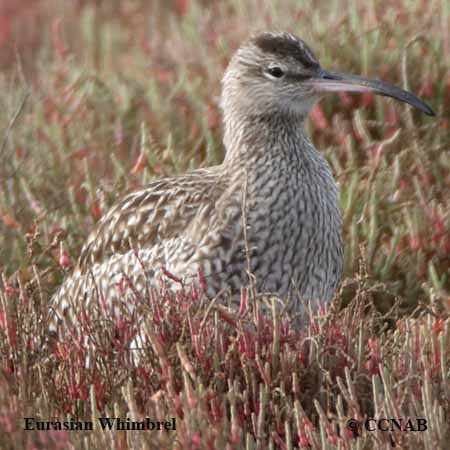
[{"x1": 244, "y1": 157, "x2": 343, "y2": 303}]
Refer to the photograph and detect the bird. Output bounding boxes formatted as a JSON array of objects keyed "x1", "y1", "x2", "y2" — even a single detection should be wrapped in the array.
[{"x1": 48, "y1": 31, "x2": 434, "y2": 334}]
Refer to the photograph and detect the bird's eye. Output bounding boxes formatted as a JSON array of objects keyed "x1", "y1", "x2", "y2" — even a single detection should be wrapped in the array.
[{"x1": 265, "y1": 66, "x2": 285, "y2": 79}]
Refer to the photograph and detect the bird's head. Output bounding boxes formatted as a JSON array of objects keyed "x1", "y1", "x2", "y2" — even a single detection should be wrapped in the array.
[{"x1": 221, "y1": 31, "x2": 434, "y2": 121}]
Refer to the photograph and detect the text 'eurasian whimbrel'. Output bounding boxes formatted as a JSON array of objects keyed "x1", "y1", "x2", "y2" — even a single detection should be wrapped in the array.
[{"x1": 49, "y1": 31, "x2": 434, "y2": 332}]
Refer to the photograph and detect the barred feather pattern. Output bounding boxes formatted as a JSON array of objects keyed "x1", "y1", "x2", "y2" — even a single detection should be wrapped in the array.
[{"x1": 49, "y1": 117, "x2": 343, "y2": 332}]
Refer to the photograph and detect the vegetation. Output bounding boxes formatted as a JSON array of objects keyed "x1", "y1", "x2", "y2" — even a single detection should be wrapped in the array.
[{"x1": 0, "y1": 1, "x2": 448, "y2": 449}]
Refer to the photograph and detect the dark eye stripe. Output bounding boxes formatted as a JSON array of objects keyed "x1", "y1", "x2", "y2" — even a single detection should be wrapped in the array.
[{"x1": 286, "y1": 72, "x2": 313, "y2": 81}]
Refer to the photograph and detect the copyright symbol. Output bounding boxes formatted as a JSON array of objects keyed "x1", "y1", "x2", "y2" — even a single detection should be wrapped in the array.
[{"x1": 346, "y1": 419, "x2": 359, "y2": 432}]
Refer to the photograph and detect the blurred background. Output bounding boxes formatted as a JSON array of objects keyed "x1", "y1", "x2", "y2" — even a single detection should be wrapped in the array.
[{"x1": 0, "y1": 0, "x2": 449, "y2": 311}]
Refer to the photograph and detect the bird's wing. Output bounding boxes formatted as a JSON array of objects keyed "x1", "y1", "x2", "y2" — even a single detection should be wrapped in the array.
[{"x1": 77, "y1": 167, "x2": 227, "y2": 272}]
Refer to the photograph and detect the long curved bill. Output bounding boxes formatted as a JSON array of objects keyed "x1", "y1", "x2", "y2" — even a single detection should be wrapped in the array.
[{"x1": 307, "y1": 69, "x2": 435, "y2": 116}]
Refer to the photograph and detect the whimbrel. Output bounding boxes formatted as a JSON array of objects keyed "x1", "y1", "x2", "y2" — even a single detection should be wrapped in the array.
[{"x1": 49, "y1": 31, "x2": 434, "y2": 332}]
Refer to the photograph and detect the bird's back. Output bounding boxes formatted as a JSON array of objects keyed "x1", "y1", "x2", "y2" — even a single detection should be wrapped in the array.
[{"x1": 49, "y1": 166, "x2": 240, "y2": 330}]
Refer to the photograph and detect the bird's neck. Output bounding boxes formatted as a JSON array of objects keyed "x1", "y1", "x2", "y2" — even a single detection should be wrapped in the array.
[{"x1": 222, "y1": 109, "x2": 314, "y2": 170}]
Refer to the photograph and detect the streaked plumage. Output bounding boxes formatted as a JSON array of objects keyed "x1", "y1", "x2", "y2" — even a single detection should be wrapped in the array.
[{"x1": 49, "y1": 31, "x2": 434, "y2": 333}]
